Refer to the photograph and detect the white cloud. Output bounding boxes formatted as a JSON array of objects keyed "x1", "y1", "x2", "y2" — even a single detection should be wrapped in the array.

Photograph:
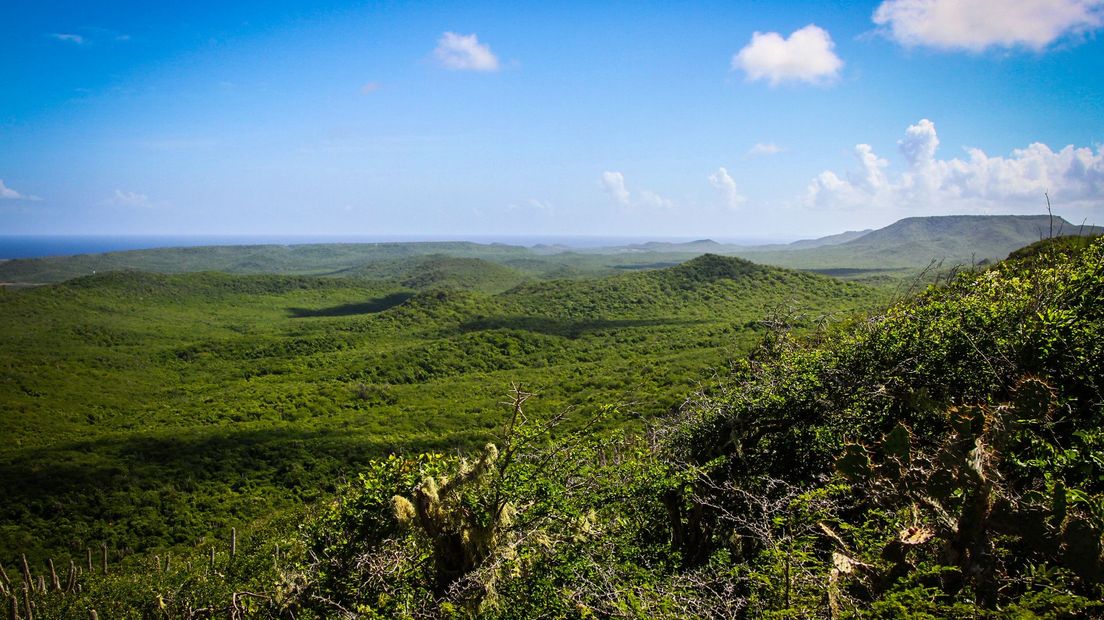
[
  {"x1": 709, "y1": 167, "x2": 746, "y2": 210},
  {"x1": 0, "y1": 180, "x2": 39, "y2": 201},
  {"x1": 105, "y1": 190, "x2": 153, "y2": 208},
  {"x1": 601, "y1": 171, "x2": 631, "y2": 205},
  {"x1": 49, "y1": 33, "x2": 85, "y2": 44},
  {"x1": 807, "y1": 118, "x2": 1104, "y2": 212},
  {"x1": 434, "y1": 32, "x2": 500, "y2": 71},
  {"x1": 732, "y1": 24, "x2": 843, "y2": 86},
  {"x1": 360, "y1": 82, "x2": 381, "y2": 94},
  {"x1": 600, "y1": 171, "x2": 674, "y2": 209},
  {"x1": 873, "y1": 0, "x2": 1104, "y2": 51},
  {"x1": 747, "y1": 142, "x2": 785, "y2": 157}
]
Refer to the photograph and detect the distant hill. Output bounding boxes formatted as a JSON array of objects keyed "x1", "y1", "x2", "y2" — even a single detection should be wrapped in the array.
[
  {"x1": 0, "y1": 242, "x2": 533, "y2": 285},
  {"x1": 733, "y1": 215, "x2": 1102, "y2": 272},
  {"x1": 495, "y1": 253, "x2": 873, "y2": 326},
  {"x1": 616, "y1": 239, "x2": 727, "y2": 253},
  {"x1": 3, "y1": 214, "x2": 1099, "y2": 286},
  {"x1": 784, "y1": 228, "x2": 872, "y2": 249},
  {"x1": 842, "y1": 215, "x2": 1093, "y2": 254}
]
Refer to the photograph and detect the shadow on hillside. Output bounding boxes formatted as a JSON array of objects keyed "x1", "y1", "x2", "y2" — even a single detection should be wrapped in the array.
[
  {"x1": 609, "y1": 262, "x2": 680, "y2": 270},
  {"x1": 459, "y1": 315, "x2": 704, "y2": 339},
  {"x1": 0, "y1": 424, "x2": 493, "y2": 563},
  {"x1": 287, "y1": 292, "x2": 414, "y2": 317},
  {"x1": 802, "y1": 267, "x2": 907, "y2": 278}
]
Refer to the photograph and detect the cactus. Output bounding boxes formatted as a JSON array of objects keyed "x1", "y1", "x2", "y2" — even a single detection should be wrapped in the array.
[
  {"x1": 1062, "y1": 516, "x2": 1103, "y2": 583},
  {"x1": 19, "y1": 555, "x2": 30, "y2": 590},
  {"x1": 47, "y1": 560, "x2": 58, "y2": 592},
  {"x1": 22, "y1": 581, "x2": 31, "y2": 620},
  {"x1": 833, "y1": 381, "x2": 1104, "y2": 601},
  {"x1": 393, "y1": 442, "x2": 508, "y2": 594},
  {"x1": 835, "y1": 444, "x2": 871, "y2": 483},
  {"x1": 65, "y1": 561, "x2": 76, "y2": 594}
]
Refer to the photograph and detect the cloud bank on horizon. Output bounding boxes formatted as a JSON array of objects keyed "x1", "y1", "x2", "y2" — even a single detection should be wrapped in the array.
[
  {"x1": 2, "y1": 0, "x2": 1103, "y2": 236},
  {"x1": 808, "y1": 119, "x2": 1104, "y2": 213}
]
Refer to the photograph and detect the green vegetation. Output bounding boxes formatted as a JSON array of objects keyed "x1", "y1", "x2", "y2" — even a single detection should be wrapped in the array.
[
  {"x1": 343, "y1": 255, "x2": 530, "y2": 293},
  {"x1": 0, "y1": 255, "x2": 879, "y2": 573},
  {"x1": 4, "y1": 233, "x2": 1102, "y2": 618},
  {"x1": 733, "y1": 214, "x2": 1104, "y2": 273}
]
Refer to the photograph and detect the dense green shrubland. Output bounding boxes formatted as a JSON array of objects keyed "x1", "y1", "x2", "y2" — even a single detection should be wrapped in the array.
[
  {"x1": 6, "y1": 237, "x2": 1100, "y2": 617},
  {"x1": 0, "y1": 255, "x2": 877, "y2": 575},
  {"x1": 291, "y1": 236, "x2": 1104, "y2": 617}
]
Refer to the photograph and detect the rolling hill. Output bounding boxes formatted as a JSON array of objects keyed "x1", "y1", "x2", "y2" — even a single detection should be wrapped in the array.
[
  {"x1": 735, "y1": 214, "x2": 1103, "y2": 271},
  {"x1": 0, "y1": 255, "x2": 884, "y2": 568}
]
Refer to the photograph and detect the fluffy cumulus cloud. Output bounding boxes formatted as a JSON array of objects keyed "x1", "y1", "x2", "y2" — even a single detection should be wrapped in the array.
[
  {"x1": 807, "y1": 119, "x2": 1104, "y2": 212},
  {"x1": 709, "y1": 167, "x2": 745, "y2": 210},
  {"x1": 732, "y1": 24, "x2": 843, "y2": 86},
  {"x1": 873, "y1": 0, "x2": 1104, "y2": 51},
  {"x1": 0, "y1": 179, "x2": 39, "y2": 200},
  {"x1": 434, "y1": 32, "x2": 500, "y2": 71},
  {"x1": 600, "y1": 171, "x2": 673, "y2": 209}
]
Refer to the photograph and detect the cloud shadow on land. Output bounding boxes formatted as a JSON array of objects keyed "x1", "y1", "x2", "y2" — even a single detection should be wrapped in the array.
[
  {"x1": 287, "y1": 292, "x2": 414, "y2": 317},
  {"x1": 0, "y1": 424, "x2": 493, "y2": 564},
  {"x1": 458, "y1": 315, "x2": 706, "y2": 339}
]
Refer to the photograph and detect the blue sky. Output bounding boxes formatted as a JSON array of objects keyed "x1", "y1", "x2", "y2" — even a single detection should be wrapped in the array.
[{"x1": 2, "y1": 0, "x2": 1102, "y2": 238}]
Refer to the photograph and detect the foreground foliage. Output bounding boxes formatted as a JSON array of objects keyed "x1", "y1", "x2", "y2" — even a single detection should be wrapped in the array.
[{"x1": 296, "y1": 236, "x2": 1104, "y2": 617}]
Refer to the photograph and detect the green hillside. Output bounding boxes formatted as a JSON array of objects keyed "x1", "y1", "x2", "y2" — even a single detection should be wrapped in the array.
[
  {"x1": 736, "y1": 214, "x2": 1103, "y2": 271},
  {"x1": 339, "y1": 255, "x2": 531, "y2": 293},
  {"x1": 0, "y1": 255, "x2": 880, "y2": 573},
  {"x1": 783, "y1": 227, "x2": 872, "y2": 249},
  {"x1": 9, "y1": 234, "x2": 1101, "y2": 618},
  {"x1": 0, "y1": 241, "x2": 535, "y2": 285}
]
